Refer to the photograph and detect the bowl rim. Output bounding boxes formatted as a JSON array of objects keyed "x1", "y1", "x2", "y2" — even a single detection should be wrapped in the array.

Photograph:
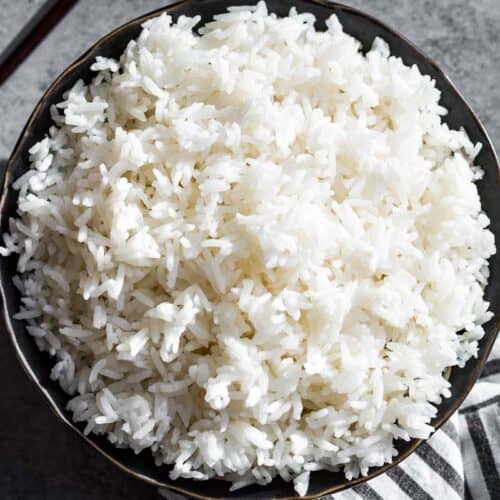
[{"x1": 1, "y1": 1, "x2": 499, "y2": 498}]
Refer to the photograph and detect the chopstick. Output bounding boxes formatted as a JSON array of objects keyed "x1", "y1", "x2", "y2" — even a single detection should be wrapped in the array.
[{"x1": 0, "y1": 0, "x2": 79, "y2": 87}]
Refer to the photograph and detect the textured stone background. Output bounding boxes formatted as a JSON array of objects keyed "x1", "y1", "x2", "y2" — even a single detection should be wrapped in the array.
[
  {"x1": 0, "y1": 0, "x2": 45, "y2": 54},
  {"x1": 0, "y1": 1, "x2": 498, "y2": 499}
]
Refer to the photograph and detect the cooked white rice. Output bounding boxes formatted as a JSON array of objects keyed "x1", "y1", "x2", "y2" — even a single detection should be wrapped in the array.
[{"x1": 1, "y1": 2, "x2": 495, "y2": 495}]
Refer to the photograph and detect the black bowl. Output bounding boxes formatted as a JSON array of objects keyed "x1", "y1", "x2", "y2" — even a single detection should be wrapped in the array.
[{"x1": 1, "y1": 1, "x2": 499, "y2": 498}]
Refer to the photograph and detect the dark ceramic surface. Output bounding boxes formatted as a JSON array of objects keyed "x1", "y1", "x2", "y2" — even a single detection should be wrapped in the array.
[{"x1": 0, "y1": 1, "x2": 499, "y2": 498}]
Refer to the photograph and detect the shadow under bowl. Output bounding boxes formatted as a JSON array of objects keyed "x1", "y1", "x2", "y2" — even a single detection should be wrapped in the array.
[{"x1": 1, "y1": 1, "x2": 499, "y2": 498}]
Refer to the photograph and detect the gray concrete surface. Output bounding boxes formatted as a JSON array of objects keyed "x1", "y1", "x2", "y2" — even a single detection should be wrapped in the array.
[
  {"x1": 0, "y1": 1, "x2": 499, "y2": 499},
  {"x1": 0, "y1": 0, "x2": 45, "y2": 54}
]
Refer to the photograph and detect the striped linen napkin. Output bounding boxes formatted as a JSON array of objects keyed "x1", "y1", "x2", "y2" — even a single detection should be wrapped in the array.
[
  {"x1": 332, "y1": 339, "x2": 500, "y2": 500},
  {"x1": 159, "y1": 339, "x2": 500, "y2": 500}
]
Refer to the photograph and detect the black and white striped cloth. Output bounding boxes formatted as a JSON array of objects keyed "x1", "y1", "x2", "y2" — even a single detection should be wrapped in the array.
[
  {"x1": 160, "y1": 339, "x2": 500, "y2": 500},
  {"x1": 332, "y1": 339, "x2": 500, "y2": 500}
]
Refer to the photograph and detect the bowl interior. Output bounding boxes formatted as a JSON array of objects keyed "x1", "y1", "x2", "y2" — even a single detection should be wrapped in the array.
[{"x1": 1, "y1": 0, "x2": 499, "y2": 498}]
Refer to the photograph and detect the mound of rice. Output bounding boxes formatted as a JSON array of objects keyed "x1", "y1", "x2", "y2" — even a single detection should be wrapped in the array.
[{"x1": 1, "y1": 2, "x2": 495, "y2": 495}]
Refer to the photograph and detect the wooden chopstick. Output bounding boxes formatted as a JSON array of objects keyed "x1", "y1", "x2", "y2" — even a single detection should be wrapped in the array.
[{"x1": 0, "y1": 0, "x2": 79, "y2": 86}]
